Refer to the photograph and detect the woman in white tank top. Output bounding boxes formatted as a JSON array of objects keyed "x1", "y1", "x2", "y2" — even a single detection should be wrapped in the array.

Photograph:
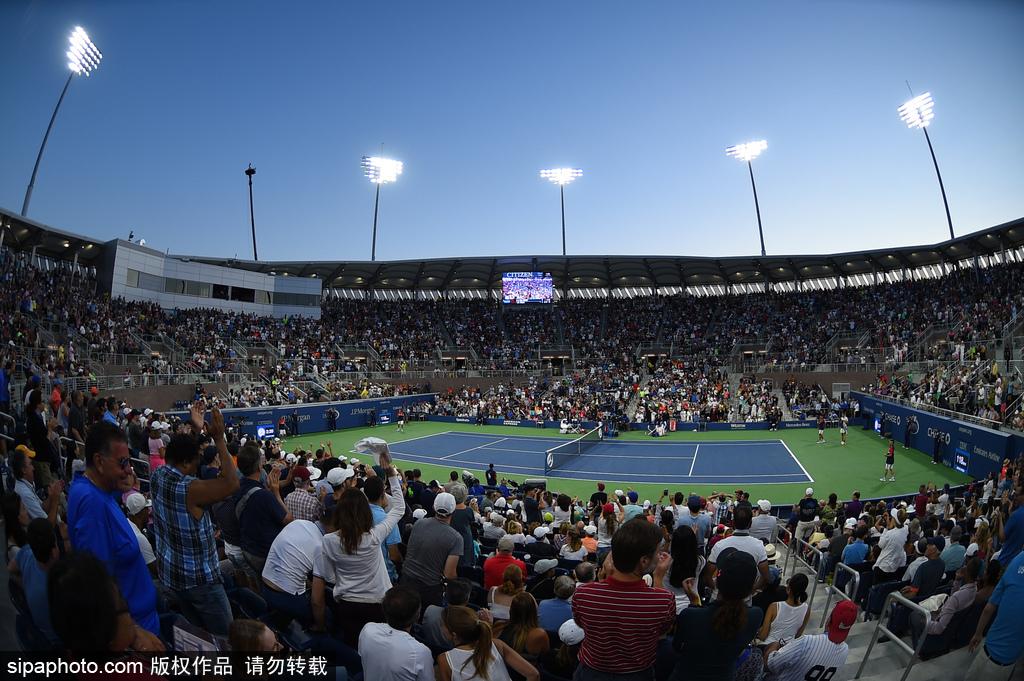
[
  {"x1": 757, "y1": 573, "x2": 811, "y2": 647},
  {"x1": 439, "y1": 605, "x2": 540, "y2": 681}
]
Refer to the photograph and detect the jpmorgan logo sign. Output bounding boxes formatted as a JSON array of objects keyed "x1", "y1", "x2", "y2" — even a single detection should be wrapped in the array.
[{"x1": 927, "y1": 427, "x2": 951, "y2": 445}]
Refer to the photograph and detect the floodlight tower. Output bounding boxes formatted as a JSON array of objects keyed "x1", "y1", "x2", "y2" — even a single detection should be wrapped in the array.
[
  {"x1": 540, "y1": 168, "x2": 583, "y2": 256},
  {"x1": 245, "y1": 165, "x2": 258, "y2": 260},
  {"x1": 362, "y1": 156, "x2": 403, "y2": 261},
  {"x1": 897, "y1": 92, "x2": 954, "y2": 239},
  {"x1": 725, "y1": 140, "x2": 769, "y2": 257},
  {"x1": 22, "y1": 26, "x2": 103, "y2": 216}
]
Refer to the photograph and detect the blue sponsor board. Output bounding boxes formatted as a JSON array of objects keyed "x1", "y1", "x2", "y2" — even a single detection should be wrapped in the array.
[
  {"x1": 854, "y1": 392, "x2": 1012, "y2": 479},
  {"x1": 426, "y1": 415, "x2": 815, "y2": 432},
  {"x1": 171, "y1": 394, "x2": 436, "y2": 439}
]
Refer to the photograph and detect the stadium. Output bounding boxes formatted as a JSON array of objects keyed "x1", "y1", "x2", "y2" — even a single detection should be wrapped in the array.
[{"x1": 2, "y1": 3, "x2": 1023, "y2": 681}]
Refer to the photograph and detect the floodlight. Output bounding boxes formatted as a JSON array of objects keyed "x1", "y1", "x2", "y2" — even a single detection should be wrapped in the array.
[
  {"x1": 726, "y1": 140, "x2": 769, "y2": 256},
  {"x1": 21, "y1": 25, "x2": 104, "y2": 216},
  {"x1": 66, "y1": 26, "x2": 102, "y2": 76},
  {"x1": 540, "y1": 168, "x2": 583, "y2": 255},
  {"x1": 362, "y1": 156, "x2": 403, "y2": 184},
  {"x1": 897, "y1": 91, "x2": 954, "y2": 238},
  {"x1": 898, "y1": 93, "x2": 934, "y2": 130},
  {"x1": 725, "y1": 140, "x2": 767, "y2": 163},
  {"x1": 540, "y1": 168, "x2": 583, "y2": 186},
  {"x1": 363, "y1": 155, "x2": 403, "y2": 260}
]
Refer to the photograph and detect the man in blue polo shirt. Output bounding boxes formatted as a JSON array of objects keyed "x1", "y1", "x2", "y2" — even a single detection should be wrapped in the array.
[
  {"x1": 967, "y1": 551, "x2": 1024, "y2": 680},
  {"x1": 995, "y1": 494, "x2": 1024, "y2": 567},
  {"x1": 842, "y1": 526, "x2": 869, "y2": 565},
  {"x1": 67, "y1": 422, "x2": 163, "y2": 651}
]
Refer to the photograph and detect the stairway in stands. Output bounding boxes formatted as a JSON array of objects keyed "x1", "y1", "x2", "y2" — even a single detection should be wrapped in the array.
[{"x1": 770, "y1": 533, "x2": 988, "y2": 681}]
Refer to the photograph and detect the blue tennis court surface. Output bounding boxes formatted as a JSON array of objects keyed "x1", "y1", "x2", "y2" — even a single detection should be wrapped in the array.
[{"x1": 377, "y1": 431, "x2": 812, "y2": 485}]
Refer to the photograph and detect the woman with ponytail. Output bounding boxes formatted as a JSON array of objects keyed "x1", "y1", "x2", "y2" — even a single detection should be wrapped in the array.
[
  {"x1": 757, "y1": 572, "x2": 810, "y2": 647},
  {"x1": 670, "y1": 548, "x2": 764, "y2": 681},
  {"x1": 666, "y1": 525, "x2": 706, "y2": 613},
  {"x1": 496, "y1": 592, "x2": 549, "y2": 659},
  {"x1": 438, "y1": 605, "x2": 539, "y2": 681},
  {"x1": 487, "y1": 564, "x2": 524, "y2": 620}
]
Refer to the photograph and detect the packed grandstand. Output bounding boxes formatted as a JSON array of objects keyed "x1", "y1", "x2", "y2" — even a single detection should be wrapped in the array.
[{"x1": 1, "y1": 211, "x2": 1023, "y2": 681}]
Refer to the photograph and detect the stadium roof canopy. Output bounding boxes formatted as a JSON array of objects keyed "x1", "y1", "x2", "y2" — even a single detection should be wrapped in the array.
[{"x1": 2, "y1": 207, "x2": 1022, "y2": 292}]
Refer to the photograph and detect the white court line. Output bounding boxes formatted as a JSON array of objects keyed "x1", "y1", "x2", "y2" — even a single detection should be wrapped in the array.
[
  {"x1": 388, "y1": 450, "x2": 539, "y2": 473},
  {"x1": 780, "y1": 440, "x2": 814, "y2": 483},
  {"x1": 439, "y1": 437, "x2": 509, "y2": 460},
  {"x1": 688, "y1": 444, "x2": 699, "y2": 476}
]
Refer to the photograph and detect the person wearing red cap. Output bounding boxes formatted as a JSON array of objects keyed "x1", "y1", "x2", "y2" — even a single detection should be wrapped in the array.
[{"x1": 763, "y1": 600, "x2": 857, "y2": 681}]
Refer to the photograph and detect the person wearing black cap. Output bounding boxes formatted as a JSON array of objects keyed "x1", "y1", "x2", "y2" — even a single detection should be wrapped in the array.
[{"x1": 670, "y1": 547, "x2": 765, "y2": 681}]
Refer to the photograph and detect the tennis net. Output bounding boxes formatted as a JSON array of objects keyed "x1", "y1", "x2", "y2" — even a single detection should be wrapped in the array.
[{"x1": 544, "y1": 426, "x2": 603, "y2": 475}]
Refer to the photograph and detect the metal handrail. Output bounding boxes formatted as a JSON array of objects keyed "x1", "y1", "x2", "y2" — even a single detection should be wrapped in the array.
[
  {"x1": 819, "y1": 561, "x2": 861, "y2": 628},
  {"x1": 854, "y1": 591, "x2": 931, "y2": 681},
  {"x1": 789, "y1": 535, "x2": 824, "y2": 610},
  {"x1": 775, "y1": 524, "x2": 795, "y2": 577},
  {"x1": 0, "y1": 411, "x2": 15, "y2": 429}
]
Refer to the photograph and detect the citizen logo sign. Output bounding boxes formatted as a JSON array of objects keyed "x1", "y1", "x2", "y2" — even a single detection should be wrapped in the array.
[{"x1": 927, "y1": 427, "x2": 951, "y2": 445}]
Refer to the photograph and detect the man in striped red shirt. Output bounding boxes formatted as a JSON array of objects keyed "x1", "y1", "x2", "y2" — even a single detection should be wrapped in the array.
[{"x1": 572, "y1": 518, "x2": 675, "y2": 680}]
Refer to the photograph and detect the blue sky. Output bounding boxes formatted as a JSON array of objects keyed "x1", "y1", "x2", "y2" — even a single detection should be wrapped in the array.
[{"x1": 1, "y1": 0, "x2": 1021, "y2": 262}]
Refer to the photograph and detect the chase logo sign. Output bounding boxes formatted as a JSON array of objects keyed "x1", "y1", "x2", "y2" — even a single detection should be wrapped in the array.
[{"x1": 927, "y1": 427, "x2": 951, "y2": 445}]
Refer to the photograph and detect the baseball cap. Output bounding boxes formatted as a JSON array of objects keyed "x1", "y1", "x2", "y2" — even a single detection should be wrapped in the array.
[
  {"x1": 285, "y1": 453, "x2": 298, "y2": 464},
  {"x1": 15, "y1": 444, "x2": 36, "y2": 459},
  {"x1": 494, "y1": 497, "x2": 507, "y2": 508},
  {"x1": 307, "y1": 466, "x2": 321, "y2": 481},
  {"x1": 966, "y1": 544, "x2": 979, "y2": 557},
  {"x1": 291, "y1": 466, "x2": 310, "y2": 481},
  {"x1": 614, "y1": 489, "x2": 624, "y2": 498},
  {"x1": 412, "y1": 508, "x2": 428, "y2": 520},
  {"x1": 927, "y1": 536, "x2": 946, "y2": 551},
  {"x1": 433, "y1": 492, "x2": 456, "y2": 517},
  {"x1": 826, "y1": 600, "x2": 858, "y2": 643},
  {"x1": 326, "y1": 467, "x2": 354, "y2": 487},
  {"x1": 349, "y1": 457, "x2": 360, "y2": 465},
  {"x1": 533, "y1": 526, "x2": 550, "y2": 539},
  {"x1": 601, "y1": 502, "x2": 615, "y2": 515},
  {"x1": 498, "y1": 535, "x2": 516, "y2": 552},
  {"x1": 143, "y1": 408, "x2": 153, "y2": 416},
  {"x1": 805, "y1": 488, "x2": 814, "y2": 496},
  {"x1": 915, "y1": 538, "x2": 928, "y2": 555},
  {"x1": 124, "y1": 493, "x2": 152, "y2": 516},
  {"x1": 757, "y1": 499, "x2": 771, "y2": 512},
  {"x1": 584, "y1": 525, "x2": 597, "y2": 536},
  {"x1": 558, "y1": 619, "x2": 585, "y2": 646},
  {"x1": 844, "y1": 518, "x2": 857, "y2": 530},
  {"x1": 534, "y1": 558, "x2": 558, "y2": 574},
  {"x1": 627, "y1": 491, "x2": 639, "y2": 503},
  {"x1": 643, "y1": 500, "x2": 652, "y2": 509},
  {"x1": 715, "y1": 548, "x2": 758, "y2": 599}
]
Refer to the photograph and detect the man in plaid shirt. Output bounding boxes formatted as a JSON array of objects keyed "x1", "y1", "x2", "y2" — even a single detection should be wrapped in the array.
[
  {"x1": 150, "y1": 405, "x2": 239, "y2": 636},
  {"x1": 285, "y1": 468, "x2": 324, "y2": 522}
]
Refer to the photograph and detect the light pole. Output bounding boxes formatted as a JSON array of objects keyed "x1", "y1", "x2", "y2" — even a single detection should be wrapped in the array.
[
  {"x1": 540, "y1": 168, "x2": 582, "y2": 256},
  {"x1": 898, "y1": 92, "x2": 954, "y2": 239},
  {"x1": 726, "y1": 140, "x2": 768, "y2": 257},
  {"x1": 22, "y1": 26, "x2": 102, "y2": 216},
  {"x1": 245, "y1": 164, "x2": 258, "y2": 260},
  {"x1": 361, "y1": 156, "x2": 403, "y2": 261}
]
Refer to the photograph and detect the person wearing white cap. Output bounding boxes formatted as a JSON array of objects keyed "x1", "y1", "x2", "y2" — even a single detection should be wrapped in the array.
[
  {"x1": 124, "y1": 492, "x2": 157, "y2": 578},
  {"x1": 399, "y1": 491, "x2": 463, "y2": 607},
  {"x1": 527, "y1": 526, "x2": 558, "y2": 559},
  {"x1": 540, "y1": 618, "x2": 584, "y2": 678},
  {"x1": 795, "y1": 488, "x2": 820, "y2": 543},
  {"x1": 529, "y1": 558, "x2": 560, "y2": 601},
  {"x1": 313, "y1": 462, "x2": 405, "y2": 646},
  {"x1": 483, "y1": 512, "x2": 507, "y2": 541},
  {"x1": 750, "y1": 499, "x2": 776, "y2": 543}
]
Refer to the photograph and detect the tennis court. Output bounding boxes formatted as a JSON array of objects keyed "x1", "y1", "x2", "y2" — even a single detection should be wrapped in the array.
[{"x1": 372, "y1": 430, "x2": 813, "y2": 485}]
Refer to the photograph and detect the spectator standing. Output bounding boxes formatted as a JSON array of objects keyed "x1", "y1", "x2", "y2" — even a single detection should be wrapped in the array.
[
  {"x1": 364, "y1": 475, "x2": 404, "y2": 583},
  {"x1": 703, "y1": 507, "x2": 771, "y2": 592},
  {"x1": 967, "y1": 551, "x2": 1024, "y2": 681},
  {"x1": 795, "y1": 488, "x2": 819, "y2": 542},
  {"x1": 316, "y1": 464, "x2": 405, "y2": 646},
  {"x1": 420, "y1": 579, "x2": 472, "y2": 653},
  {"x1": 149, "y1": 406, "x2": 239, "y2": 636},
  {"x1": 284, "y1": 467, "x2": 323, "y2": 522},
  {"x1": 263, "y1": 517, "x2": 331, "y2": 626},
  {"x1": 572, "y1": 518, "x2": 675, "y2": 678},
  {"x1": 235, "y1": 444, "x2": 293, "y2": 573},
  {"x1": 357, "y1": 587, "x2": 434, "y2": 681},
  {"x1": 66, "y1": 422, "x2": 163, "y2": 647},
  {"x1": 26, "y1": 389, "x2": 54, "y2": 487},
  {"x1": 874, "y1": 512, "x2": 909, "y2": 583},
  {"x1": 671, "y1": 548, "x2": 765, "y2": 681},
  {"x1": 124, "y1": 493, "x2": 157, "y2": 578}
]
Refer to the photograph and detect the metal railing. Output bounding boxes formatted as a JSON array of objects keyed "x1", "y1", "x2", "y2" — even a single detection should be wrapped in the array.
[
  {"x1": 787, "y1": 534, "x2": 824, "y2": 610},
  {"x1": 867, "y1": 393, "x2": 1004, "y2": 429},
  {"x1": 854, "y1": 591, "x2": 931, "y2": 681},
  {"x1": 819, "y1": 561, "x2": 861, "y2": 628},
  {"x1": 58, "y1": 372, "x2": 253, "y2": 393}
]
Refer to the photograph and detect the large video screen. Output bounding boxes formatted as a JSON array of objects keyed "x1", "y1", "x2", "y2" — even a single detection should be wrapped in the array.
[{"x1": 502, "y1": 272, "x2": 553, "y2": 305}]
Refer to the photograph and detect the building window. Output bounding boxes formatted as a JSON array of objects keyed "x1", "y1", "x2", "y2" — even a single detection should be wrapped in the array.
[
  {"x1": 212, "y1": 284, "x2": 229, "y2": 300},
  {"x1": 126, "y1": 269, "x2": 140, "y2": 287},
  {"x1": 230, "y1": 286, "x2": 255, "y2": 303}
]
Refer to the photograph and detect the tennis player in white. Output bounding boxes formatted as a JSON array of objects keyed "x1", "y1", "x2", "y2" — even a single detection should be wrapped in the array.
[{"x1": 763, "y1": 599, "x2": 857, "y2": 681}]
